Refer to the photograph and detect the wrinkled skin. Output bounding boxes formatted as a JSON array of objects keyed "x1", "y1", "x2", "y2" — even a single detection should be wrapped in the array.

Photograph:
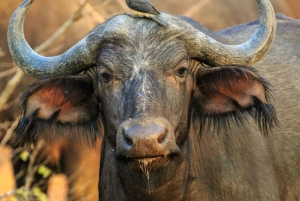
[
  {"x1": 93, "y1": 17, "x2": 276, "y2": 200},
  {"x1": 92, "y1": 15, "x2": 300, "y2": 200},
  {"x1": 15, "y1": 15, "x2": 300, "y2": 201},
  {"x1": 221, "y1": 15, "x2": 300, "y2": 200},
  {"x1": 93, "y1": 40, "x2": 196, "y2": 200}
]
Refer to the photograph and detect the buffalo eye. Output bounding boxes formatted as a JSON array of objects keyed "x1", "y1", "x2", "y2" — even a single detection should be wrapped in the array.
[
  {"x1": 100, "y1": 72, "x2": 114, "y2": 82},
  {"x1": 174, "y1": 67, "x2": 189, "y2": 77}
]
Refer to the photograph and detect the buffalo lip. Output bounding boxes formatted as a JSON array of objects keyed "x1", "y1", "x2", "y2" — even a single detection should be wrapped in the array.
[{"x1": 125, "y1": 156, "x2": 171, "y2": 171}]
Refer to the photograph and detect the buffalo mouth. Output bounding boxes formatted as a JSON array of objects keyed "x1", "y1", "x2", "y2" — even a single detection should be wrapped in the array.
[
  {"x1": 135, "y1": 156, "x2": 169, "y2": 172},
  {"x1": 119, "y1": 155, "x2": 175, "y2": 172}
]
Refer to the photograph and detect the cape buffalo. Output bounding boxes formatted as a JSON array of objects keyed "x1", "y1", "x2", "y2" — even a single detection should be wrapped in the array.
[{"x1": 7, "y1": 0, "x2": 300, "y2": 200}]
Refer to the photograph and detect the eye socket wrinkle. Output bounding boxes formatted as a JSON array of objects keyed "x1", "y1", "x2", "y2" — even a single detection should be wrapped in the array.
[
  {"x1": 174, "y1": 67, "x2": 189, "y2": 77},
  {"x1": 100, "y1": 72, "x2": 114, "y2": 82}
]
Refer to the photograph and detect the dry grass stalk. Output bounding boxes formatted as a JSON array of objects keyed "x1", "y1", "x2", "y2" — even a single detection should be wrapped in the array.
[
  {"x1": 24, "y1": 140, "x2": 46, "y2": 191},
  {"x1": 0, "y1": 146, "x2": 16, "y2": 200},
  {"x1": 0, "y1": 118, "x2": 20, "y2": 148},
  {"x1": 47, "y1": 174, "x2": 68, "y2": 201}
]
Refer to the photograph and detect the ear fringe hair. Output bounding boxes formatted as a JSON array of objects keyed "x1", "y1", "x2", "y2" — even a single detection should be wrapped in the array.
[
  {"x1": 251, "y1": 99, "x2": 278, "y2": 136},
  {"x1": 192, "y1": 65, "x2": 278, "y2": 136},
  {"x1": 14, "y1": 114, "x2": 104, "y2": 147},
  {"x1": 191, "y1": 99, "x2": 278, "y2": 137}
]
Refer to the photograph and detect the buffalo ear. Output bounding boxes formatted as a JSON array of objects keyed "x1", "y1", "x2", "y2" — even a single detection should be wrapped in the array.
[
  {"x1": 192, "y1": 65, "x2": 277, "y2": 134},
  {"x1": 16, "y1": 76, "x2": 102, "y2": 145}
]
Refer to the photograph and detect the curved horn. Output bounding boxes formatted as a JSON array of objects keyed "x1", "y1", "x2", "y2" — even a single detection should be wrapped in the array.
[
  {"x1": 168, "y1": 0, "x2": 276, "y2": 66},
  {"x1": 7, "y1": 0, "x2": 99, "y2": 77},
  {"x1": 9, "y1": 0, "x2": 275, "y2": 77},
  {"x1": 198, "y1": 0, "x2": 276, "y2": 66}
]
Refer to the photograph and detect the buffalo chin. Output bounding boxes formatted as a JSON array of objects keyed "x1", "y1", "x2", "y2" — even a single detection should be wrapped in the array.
[{"x1": 116, "y1": 153, "x2": 184, "y2": 191}]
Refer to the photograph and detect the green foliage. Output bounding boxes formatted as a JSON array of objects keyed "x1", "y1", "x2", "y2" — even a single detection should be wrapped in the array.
[
  {"x1": 19, "y1": 151, "x2": 29, "y2": 162},
  {"x1": 9, "y1": 187, "x2": 49, "y2": 201},
  {"x1": 38, "y1": 165, "x2": 52, "y2": 179},
  {"x1": 11, "y1": 197, "x2": 18, "y2": 201},
  {"x1": 32, "y1": 187, "x2": 48, "y2": 201},
  {"x1": 14, "y1": 188, "x2": 29, "y2": 201}
]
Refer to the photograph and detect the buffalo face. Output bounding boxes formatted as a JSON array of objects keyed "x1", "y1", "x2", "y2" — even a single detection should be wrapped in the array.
[{"x1": 88, "y1": 39, "x2": 196, "y2": 185}]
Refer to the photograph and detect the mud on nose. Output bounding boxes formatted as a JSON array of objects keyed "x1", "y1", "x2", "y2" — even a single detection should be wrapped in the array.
[{"x1": 115, "y1": 117, "x2": 179, "y2": 160}]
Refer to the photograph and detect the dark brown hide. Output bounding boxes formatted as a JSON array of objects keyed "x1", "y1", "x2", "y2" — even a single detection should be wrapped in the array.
[{"x1": 6, "y1": 1, "x2": 300, "y2": 201}]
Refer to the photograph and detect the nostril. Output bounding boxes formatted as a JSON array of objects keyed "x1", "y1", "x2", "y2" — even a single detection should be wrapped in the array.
[
  {"x1": 124, "y1": 134, "x2": 133, "y2": 146},
  {"x1": 157, "y1": 130, "x2": 167, "y2": 144}
]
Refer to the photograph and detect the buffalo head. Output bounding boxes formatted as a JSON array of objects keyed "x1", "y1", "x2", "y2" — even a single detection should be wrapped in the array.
[{"x1": 8, "y1": 0, "x2": 278, "y2": 200}]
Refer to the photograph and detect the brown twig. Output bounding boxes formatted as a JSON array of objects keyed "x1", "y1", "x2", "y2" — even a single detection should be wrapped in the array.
[
  {"x1": 85, "y1": 0, "x2": 114, "y2": 13},
  {"x1": 79, "y1": 0, "x2": 114, "y2": 30},
  {"x1": 0, "y1": 69, "x2": 24, "y2": 111},
  {"x1": 0, "y1": 67, "x2": 17, "y2": 78},
  {"x1": 0, "y1": 0, "x2": 90, "y2": 111},
  {"x1": 0, "y1": 121, "x2": 13, "y2": 130},
  {"x1": 0, "y1": 97, "x2": 18, "y2": 112},
  {"x1": 0, "y1": 117, "x2": 20, "y2": 148},
  {"x1": 184, "y1": 0, "x2": 213, "y2": 17},
  {"x1": 85, "y1": 3, "x2": 105, "y2": 23},
  {"x1": 24, "y1": 140, "x2": 46, "y2": 191},
  {"x1": 35, "y1": 0, "x2": 89, "y2": 53},
  {"x1": 0, "y1": 62, "x2": 13, "y2": 68},
  {"x1": 0, "y1": 47, "x2": 5, "y2": 58}
]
